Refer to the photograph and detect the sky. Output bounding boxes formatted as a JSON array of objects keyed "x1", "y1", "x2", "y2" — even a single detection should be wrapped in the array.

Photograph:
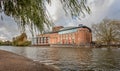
[{"x1": 0, "y1": 0, "x2": 120, "y2": 41}]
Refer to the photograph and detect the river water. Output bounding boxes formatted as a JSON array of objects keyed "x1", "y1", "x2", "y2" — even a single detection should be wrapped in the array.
[{"x1": 0, "y1": 46, "x2": 120, "y2": 71}]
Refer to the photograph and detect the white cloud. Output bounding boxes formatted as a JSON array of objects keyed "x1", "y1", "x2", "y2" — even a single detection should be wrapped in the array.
[
  {"x1": 74, "y1": 0, "x2": 115, "y2": 27},
  {"x1": 46, "y1": 0, "x2": 116, "y2": 28},
  {"x1": 0, "y1": 13, "x2": 20, "y2": 40},
  {"x1": 0, "y1": 34, "x2": 7, "y2": 41}
]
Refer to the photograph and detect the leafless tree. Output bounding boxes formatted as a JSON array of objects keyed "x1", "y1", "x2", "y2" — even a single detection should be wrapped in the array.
[{"x1": 92, "y1": 19, "x2": 120, "y2": 45}]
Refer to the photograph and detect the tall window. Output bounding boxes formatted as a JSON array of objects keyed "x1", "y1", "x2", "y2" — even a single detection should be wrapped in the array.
[
  {"x1": 36, "y1": 37, "x2": 38, "y2": 44},
  {"x1": 43, "y1": 37, "x2": 44, "y2": 43},
  {"x1": 46, "y1": 37, "x2": 48, "y2": 43},
  {"x1": 41, "y1": 37, "x2": 43, "y2": 43},
  {"x1": 39, "y1": 37, "x2": 41, "y2": 43}
]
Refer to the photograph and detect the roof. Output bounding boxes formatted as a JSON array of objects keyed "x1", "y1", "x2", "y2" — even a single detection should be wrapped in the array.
[
  {"x1": 42, "y1": 24, "x2": 91, "y2": 34},
  {"x1": 78, "y1": 25, "x2": 92, "y2": 32},
  {"x1": 59, "y1": 26, "x2": 77, "y2": 31},
  {"x1": 59, "y1": 25, "x2": 92, "y2": 32}
]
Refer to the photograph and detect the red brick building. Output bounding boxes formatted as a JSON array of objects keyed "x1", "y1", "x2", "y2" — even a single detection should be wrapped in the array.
[{"x1": 32, "y1": 24, "x2": 92, "y2": 46}]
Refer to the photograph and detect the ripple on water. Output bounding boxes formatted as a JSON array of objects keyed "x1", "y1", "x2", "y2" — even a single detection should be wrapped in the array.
[{"x1": 0, "y1": 46, "x2": 120, "y2": 71}]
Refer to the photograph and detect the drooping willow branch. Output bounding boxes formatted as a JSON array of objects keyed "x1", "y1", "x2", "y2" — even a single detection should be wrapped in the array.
[{"x1": 0, "y1": 0, "x2": 90, "y2": 33}]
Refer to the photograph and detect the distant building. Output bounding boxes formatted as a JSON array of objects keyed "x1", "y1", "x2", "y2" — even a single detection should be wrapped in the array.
[{"x1": 32, "y1": 24, "x2": 92, "y2": 46}]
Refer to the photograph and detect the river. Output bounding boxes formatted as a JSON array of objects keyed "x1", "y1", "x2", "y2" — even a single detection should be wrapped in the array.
[{"x1": 0, "y1": 46, "x2": 120, "y2": 71}]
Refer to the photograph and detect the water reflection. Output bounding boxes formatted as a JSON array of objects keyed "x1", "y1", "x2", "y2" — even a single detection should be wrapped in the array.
[
  {"x1": 0, "y1": 46, "x2": 120, "y2": 71},
  {"x1": 54, "y1": 48, "x2": 93, "y2": 71},
  {"x1": 91, "y1": 48, "x2": 120, "y2": 71}
]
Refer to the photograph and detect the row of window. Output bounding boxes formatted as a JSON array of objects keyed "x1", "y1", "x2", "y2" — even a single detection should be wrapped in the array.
[{"x1": 36, "y1": 37, "x2": 49, "y2": 44}]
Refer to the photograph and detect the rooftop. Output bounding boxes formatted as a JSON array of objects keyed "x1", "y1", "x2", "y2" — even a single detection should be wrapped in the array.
[
  {"x1": 43, "y1": 24, "x2": 91, "y2": 34},
  {"x1": 59, "y1": 24, "x2": 91, "y2": 32}
]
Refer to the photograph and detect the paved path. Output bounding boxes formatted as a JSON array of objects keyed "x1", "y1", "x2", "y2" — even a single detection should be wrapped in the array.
[{"x1": 0, "y1": 50, "x2": 59, "y2": 71}]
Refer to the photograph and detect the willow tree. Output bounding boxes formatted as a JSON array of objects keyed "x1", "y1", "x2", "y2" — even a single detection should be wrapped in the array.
[{"x1": 0, "y1": 0, "x2": 90, "y2": 33}]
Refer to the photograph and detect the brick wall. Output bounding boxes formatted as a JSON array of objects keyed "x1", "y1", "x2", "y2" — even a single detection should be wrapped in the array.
[{"x1": 35, "y1": 27, "x2": 92, "y2": 45}]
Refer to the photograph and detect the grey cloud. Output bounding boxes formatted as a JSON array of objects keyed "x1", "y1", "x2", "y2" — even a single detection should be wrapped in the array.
[
  {"x1": 48, "y1": 0, "x2": 116, "y2": 28},
  {"x1": 0, "y1": 13, "x2": 20, "y2": 40}
]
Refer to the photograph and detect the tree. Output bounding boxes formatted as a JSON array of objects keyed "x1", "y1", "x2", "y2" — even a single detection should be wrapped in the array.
[
  {"x1": 0, "y1": 0, "x2": 90, "y2": 33},
  {"x1": 12, "y1": 33, "x2": 31, "y2": 46},
  {"x1": 92, "y1": 19, "x2": 120, "y2": 45}
]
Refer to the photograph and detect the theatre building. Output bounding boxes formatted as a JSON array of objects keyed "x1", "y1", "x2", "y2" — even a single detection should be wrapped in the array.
[{"x1": 32, "y1": 24, "x2": 92, "y2": 46}]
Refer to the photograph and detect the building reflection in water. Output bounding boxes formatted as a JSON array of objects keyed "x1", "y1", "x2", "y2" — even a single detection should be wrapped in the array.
[
  {"x1": 25, "y1": 47, "x2": 93, "y2": 71},
  {"x1": 48, "y1": 47, "x2": 93, "y2": 71}
]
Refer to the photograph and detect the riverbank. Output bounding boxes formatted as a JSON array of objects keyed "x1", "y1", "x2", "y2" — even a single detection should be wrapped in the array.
[
  {"x1": 0, "y1": 50, "x2": 59, "y2": 71},
  {"x1": 50, "y1": 44, "x2": 120, "y2": 48}
]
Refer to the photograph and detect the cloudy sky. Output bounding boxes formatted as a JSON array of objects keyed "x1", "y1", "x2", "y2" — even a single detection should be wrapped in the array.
[{"x1": 0, "y1": 0, "x2": 120, "y2": 41}]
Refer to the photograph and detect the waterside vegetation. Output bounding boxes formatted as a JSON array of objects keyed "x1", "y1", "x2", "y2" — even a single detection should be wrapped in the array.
[
  {"x1": 0, "y1": 40, "x2": 12, "y2": 46},
  {"x1": 0, "y1": 33, "x2": 31, "y2": 46},
  {"x1": 12, "y1": 33, "x2": 31, "y2": 46},
  {"x1": 92, "y1": 19, "x2": 120, "y2": 47}
]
